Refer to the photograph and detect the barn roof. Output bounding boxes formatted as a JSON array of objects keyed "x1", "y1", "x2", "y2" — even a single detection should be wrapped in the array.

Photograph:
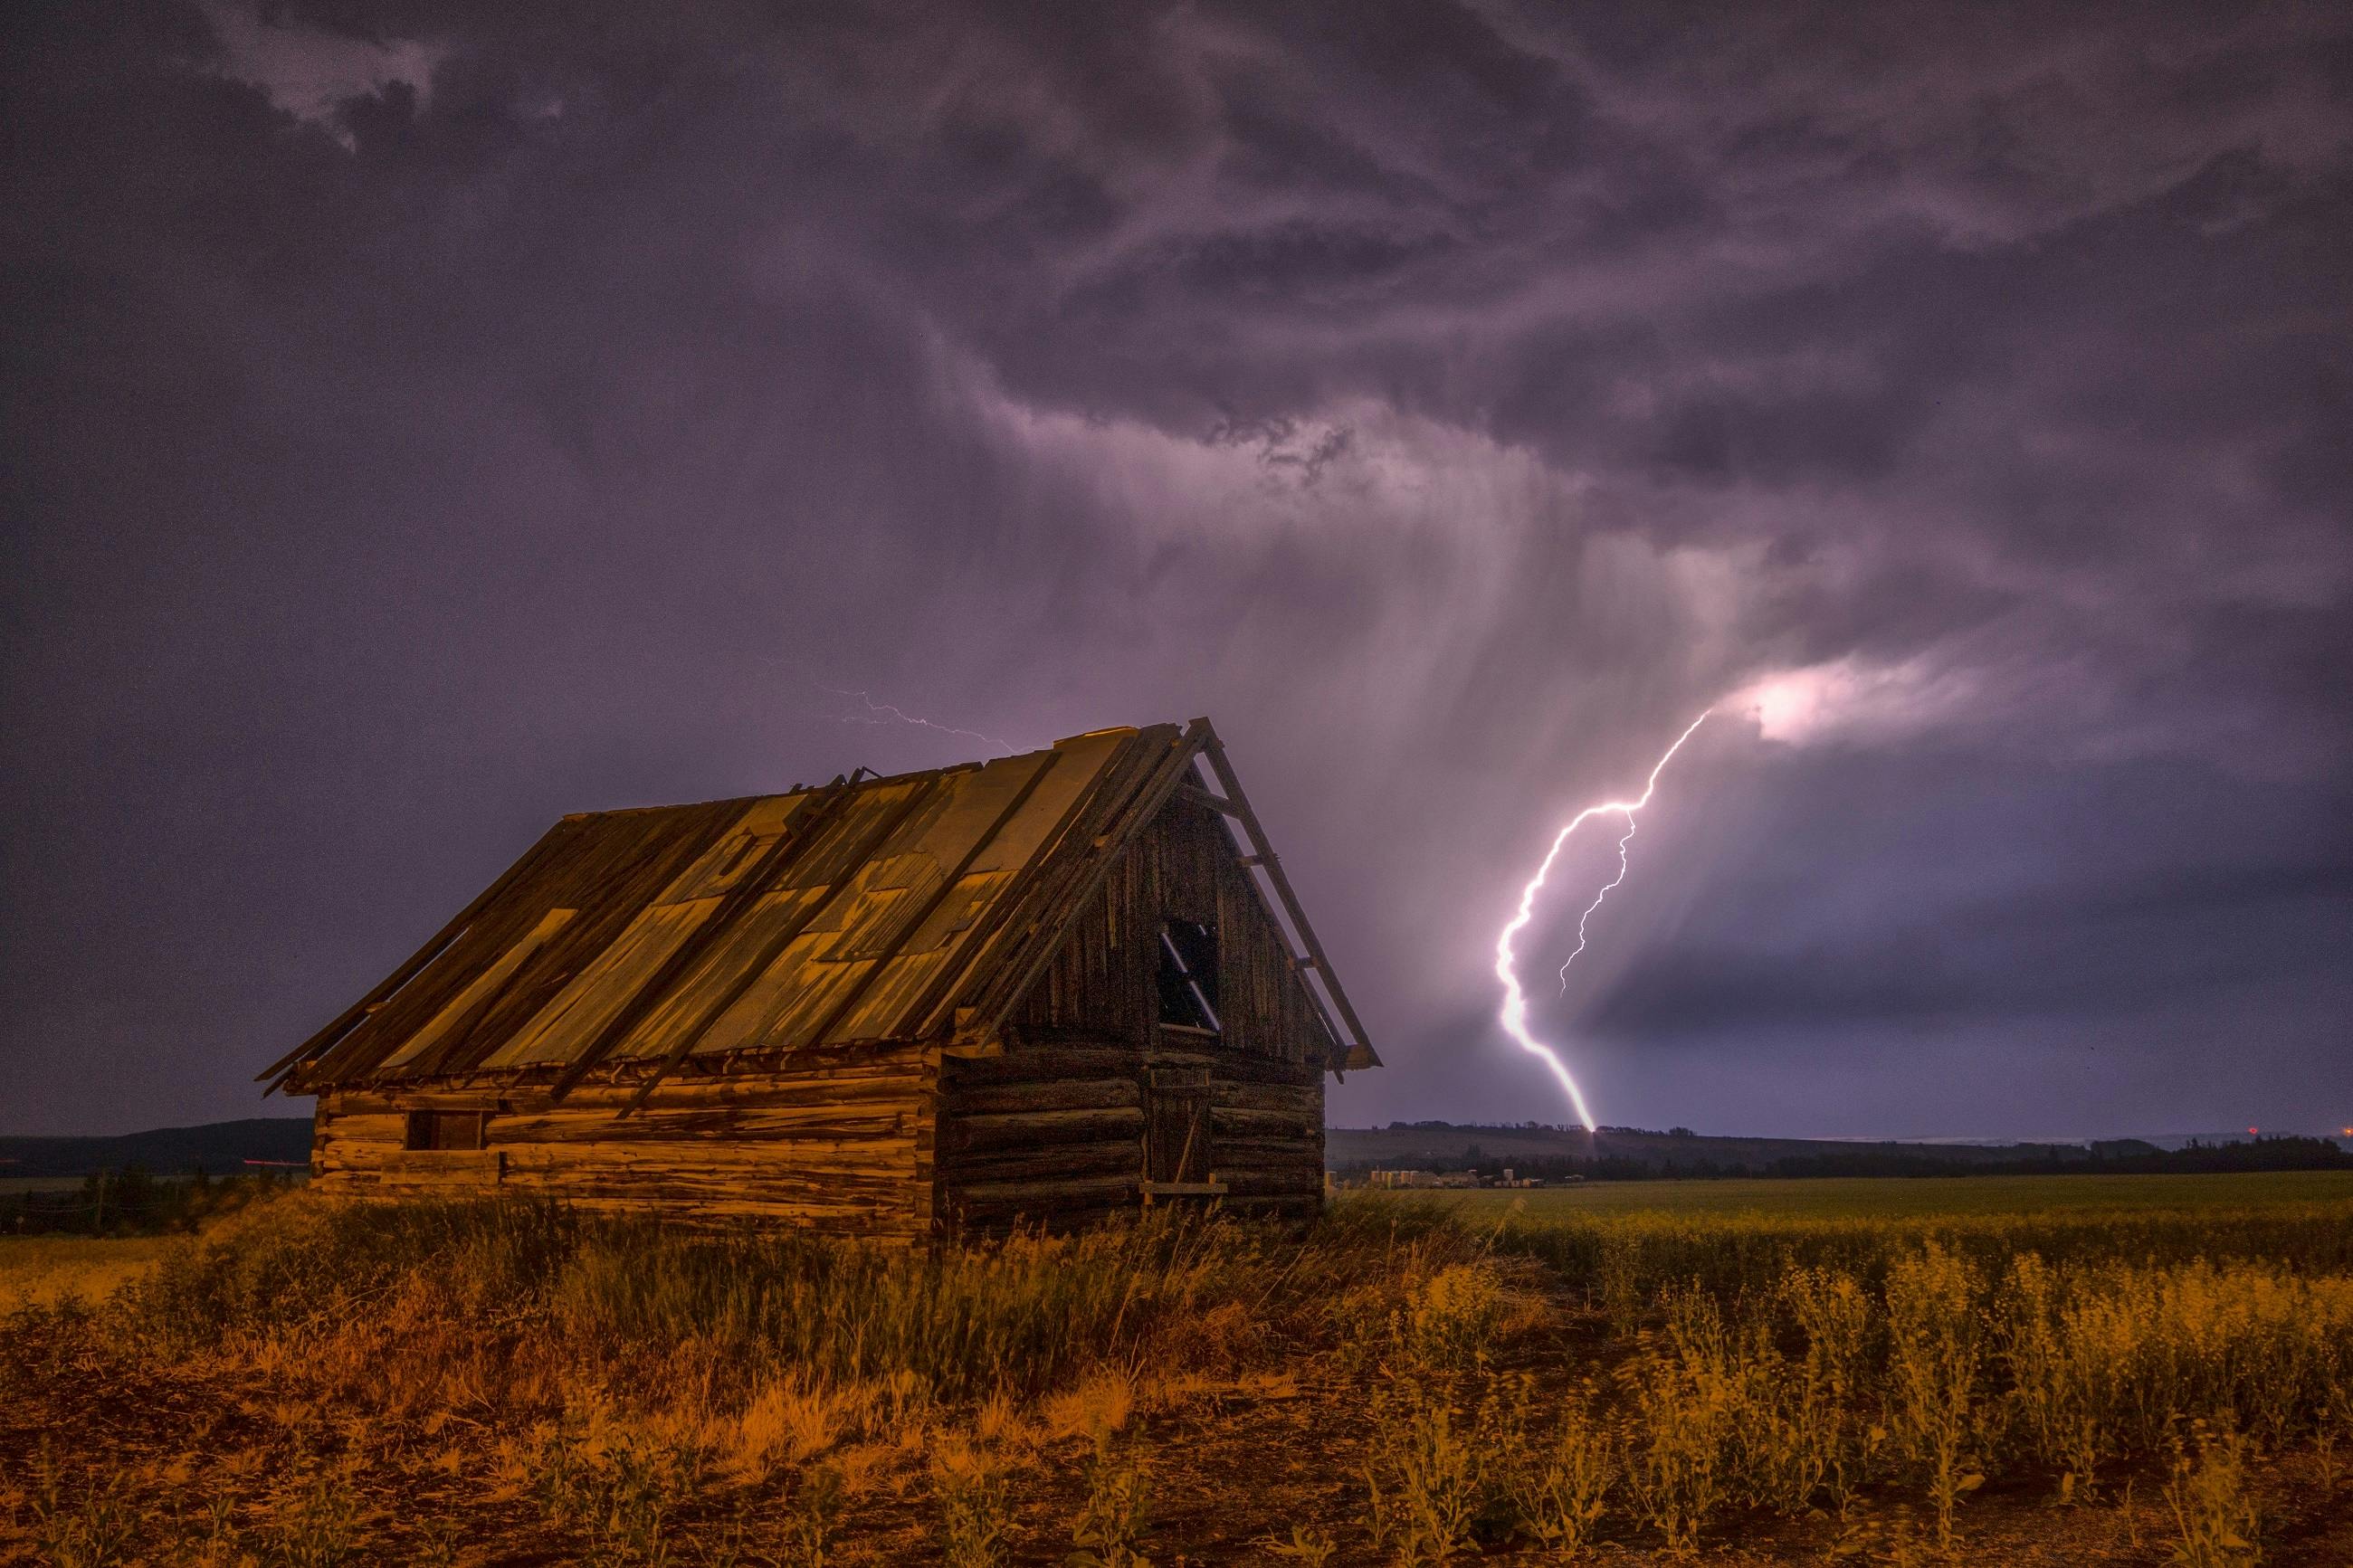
[{"x1": 263, "y1": 720, "x2": 1377, "y2": 1104}]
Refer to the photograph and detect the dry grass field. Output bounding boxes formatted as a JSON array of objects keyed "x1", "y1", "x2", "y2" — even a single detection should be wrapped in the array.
[
  {"x1": 5, "y1": 1174, "x2": 2352, "y2": 1565},
  {"x1": 0, "y1": 1237, "x2": 176, "y2": 1314}
]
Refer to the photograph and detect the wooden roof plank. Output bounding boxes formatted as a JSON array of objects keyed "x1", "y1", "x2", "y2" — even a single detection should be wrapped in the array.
[
  {"x1": 535, "y1": 782, "x2": 856, "y2": 1104},
  {"x1": 350, "y1": 801, "x2": 748, "y2": 1087},
  {"x1": 613, "y1": 772, "x2": 950, "y2": 1112},
  {"x1": 928, "y1": 728, "x2": 1170, "y2": 1035},
  {"x1": 395, "y1": 803, "x2": 742, "y2": 1083},
  {"x1": 266, "y1": 720, "x2": 1373, "y2": 1095},
  {"x1": 257, "y1": 818, "x2": 576, "y2": 1089},
  {"x1": 374, "y1": 908, "x2": 581, "y2": 1073},
  {"x1": 297, "y1": 820, "x2": 622, "y2": 1087},
  {"x1": 901, "y1": 731, "x2": 1139, "y2": 1039},
  {"x1": 801, "y1": 748, "x2": 1064, "y2": 1051}
]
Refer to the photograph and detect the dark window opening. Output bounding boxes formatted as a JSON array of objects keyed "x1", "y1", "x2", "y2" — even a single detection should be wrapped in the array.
[
  {"x1": 404, "y1": 1110, "x2": 488, "y2": 1151},
  {"x1": 1156, "y1": 918, "x2": 1221, "y2": 1031}
]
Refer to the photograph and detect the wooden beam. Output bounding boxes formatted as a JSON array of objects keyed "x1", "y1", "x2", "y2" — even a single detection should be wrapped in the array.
[
  {"x1": 1195, "y1": 723, "x2": 1381, "y2": 1072},
  {"x1": 1173, "y1": 782, "x2": 1243, "y2": 816},
  {"x1": 1138, "y1": 1180, "x2": 1229, "y2": 1200}
]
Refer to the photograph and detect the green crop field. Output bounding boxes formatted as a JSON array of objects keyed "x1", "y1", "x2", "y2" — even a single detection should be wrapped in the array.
[{"x1": 1424, "y1": 1167, "x2": 2353, "y2": 1219}]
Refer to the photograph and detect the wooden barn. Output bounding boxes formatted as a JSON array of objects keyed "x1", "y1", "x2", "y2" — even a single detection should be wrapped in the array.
[{"x1": 261, "y1": 720, "x2": 1378, "y2": 1239}]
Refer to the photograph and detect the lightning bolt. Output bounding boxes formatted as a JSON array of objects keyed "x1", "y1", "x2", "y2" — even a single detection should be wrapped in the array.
[
  {"x1": 818, "y1": 686, "x2": 1028, "y2": 755},
  {"x1": 1558, "y1": 816, "x2": 1643, "y2": 993},
  {"x1": 1494, "y1": 711, "x2": 1710, "y2": 1130}
]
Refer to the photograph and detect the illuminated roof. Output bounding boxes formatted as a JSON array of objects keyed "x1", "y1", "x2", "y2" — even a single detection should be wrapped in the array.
[{"x1": 263, "y1": 721, "x2": 1376, "y2": 1099}]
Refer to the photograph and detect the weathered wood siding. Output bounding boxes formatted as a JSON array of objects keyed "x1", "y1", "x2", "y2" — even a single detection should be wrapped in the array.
[
  {"x1": 946, "y1": 795, "x2": 1333, "y2": 1229},
  {"x1": 310, "y1": 1041, "x2": 936, "y2": 1238},
  {"x1": 936, "y1": 1041, "x2": 1324, "y2": 1230},
  {"x1": 1008, "y1": 796, "x2": 1337, "y2": 1065},
  {"x1": 307, "y1": 794, "x2": 1337, "y2": 1239}
]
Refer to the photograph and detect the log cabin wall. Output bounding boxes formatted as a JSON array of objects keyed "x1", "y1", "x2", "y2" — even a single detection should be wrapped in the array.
[
  {"x1": 308, "y1": 1040, "x2": 937, "y2": 1239},
  {"x1": 294, "y1": 762, "x2": 1348, "y2": 1240},
  {"x1": 947, "y1": 795, "x2": 1331, "y2": 1231},
  {"x1": 935, "y1": 1043, "x2": 1322, "y2": 1231}
]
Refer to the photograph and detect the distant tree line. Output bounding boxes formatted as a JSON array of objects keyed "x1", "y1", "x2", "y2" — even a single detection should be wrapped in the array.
[
  {"x1": 2, "y1": 1166, "x2": 293, "y2": 1236},
  {"x1": 1750, "y1": 1136, "x2": 2351, "y2": 1180},
  {"x1": 1340, "y1": 1135, "x2": 2351, "y2": 1183}
]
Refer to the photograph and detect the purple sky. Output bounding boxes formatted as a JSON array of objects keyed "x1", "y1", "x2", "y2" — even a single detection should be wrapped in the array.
[{"x1": 5, "y1": 2, "x2": 2348, "y2": 1139}]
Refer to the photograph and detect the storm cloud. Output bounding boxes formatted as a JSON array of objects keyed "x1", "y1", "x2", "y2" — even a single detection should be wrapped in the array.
[{"x1": 4, "y1": 0, "x2": 2348, "y2": 1136}]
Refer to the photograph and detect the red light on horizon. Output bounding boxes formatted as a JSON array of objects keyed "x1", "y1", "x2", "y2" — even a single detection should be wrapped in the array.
[{"x1": 2246, "y1": 1126, "x2": 2260, "y2": 1136}]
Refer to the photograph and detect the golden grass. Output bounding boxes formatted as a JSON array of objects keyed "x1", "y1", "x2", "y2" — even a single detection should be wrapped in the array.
[
  {"x1": 0, "y1": 1234, "x2": 175, "y2": 1311},
  {"x1": 5, "y1": 1178, "x2": 2351, "y2": 1563}
]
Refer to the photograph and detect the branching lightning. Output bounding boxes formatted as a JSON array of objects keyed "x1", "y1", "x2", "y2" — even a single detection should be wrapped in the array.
[
  {"x1": 817, "y1": 686, "x2": 1028, "y2": 755},
  {"x1": 1494, "y1": 711, "x2": 1710, "y2": 1130},
  {"x1": 1558, "y1": 813, "x2": 1645, "y2": 993}
]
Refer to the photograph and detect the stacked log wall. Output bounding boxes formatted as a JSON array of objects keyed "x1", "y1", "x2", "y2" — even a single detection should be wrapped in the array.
[
  {"x1": 963, "y1": 794, "x2": 1334, "y2": 1230},
  {"x1": 938, "y1": 1041, "x2": 1323, "y2": 1231},
  {"x1": 308, "y1": 1041, "x2": 935, "y2": 1239}
]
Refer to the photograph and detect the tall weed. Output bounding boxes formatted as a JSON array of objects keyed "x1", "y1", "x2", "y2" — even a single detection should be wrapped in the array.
[
  {"x1": 1883, "y1": 1245, "x2": 1986, "y2": 1546},
  {"x1": 1068, "y1": 1431, "x2": 1153, "y2": 1568},
  {"x1": 25, "y1": 1445, "x2": 138, "y2": 1568},
  {"x1": 2164, "y1": 1422, "x2": 2262, "y2": 1568},
  {"x1": 776, "y1": 1462, "x2": 844, "y2": 1568},
  {"x1": 931, "y1": 1437, "x2": 1013, "y2": 1568},
  {"x1": 1505, "y1": 1386, "x2": 1614, "y2": 1554},
  {"x1": 1620, "y1": 1346, "x2": 1732, "y2": 1554},
  {"x1": 1366, "y1": 1384, "x2": 1487, "y2": 1563},
  {"x1": 17, "y1": 1184, "x2": 2353, "y2": 1564},
  {"x1": 1783, "y1": 1265, "x2": 1879, "y2": 1510},
  {"x1": 1400, "y1": 1260, "x2": 1506, "y2": 1372}
]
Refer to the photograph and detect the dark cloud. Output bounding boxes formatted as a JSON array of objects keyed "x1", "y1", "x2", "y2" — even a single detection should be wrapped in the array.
[{"x1": 3, "y1": 0, "x2": 2348, "y2": 1136}]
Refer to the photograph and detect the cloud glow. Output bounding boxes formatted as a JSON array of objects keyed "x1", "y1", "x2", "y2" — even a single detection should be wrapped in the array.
[{"x1": 1730, "y1": 656, "x2": 1978, "y2": 746}]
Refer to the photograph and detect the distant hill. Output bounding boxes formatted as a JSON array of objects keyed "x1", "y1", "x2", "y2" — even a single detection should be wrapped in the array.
[{"x1": 0, "y1": 1117, "x2": 314, "y2": 1178}]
